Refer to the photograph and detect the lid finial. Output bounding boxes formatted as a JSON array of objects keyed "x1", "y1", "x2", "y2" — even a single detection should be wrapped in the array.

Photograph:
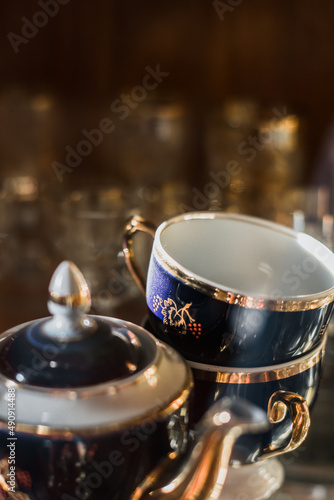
[
  {"x1": 48, "y1": 260, "x2": 91, "y2": 311},
  {"x1": 45, "y1": 261, "x2": 95, "y2": 340}
]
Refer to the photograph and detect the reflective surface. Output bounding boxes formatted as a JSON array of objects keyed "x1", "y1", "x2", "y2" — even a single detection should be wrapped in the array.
[
  {"x1": 0, "y1": 406, "x2": 190, "y2": 500},
  {"x1": 143, "y1": 318, "x2": 323, "y2": 465},
  {"x1": 148, "y1": 271, "x2": 333, "y2": 367},
  {"x1": 0, "y1": 317, "x2": 153, "y2": 387},
  {"x1": 268, "y1": 333, "x2": 334, "y2": 499},
  {"x1": 124, "y1": 212, "x2": 334, "y2": 367}
]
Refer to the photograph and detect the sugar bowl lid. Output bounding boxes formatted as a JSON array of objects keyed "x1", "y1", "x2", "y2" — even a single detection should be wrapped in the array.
[{"x1": 0, "y1": 261, "x2": 192, "y2": 437}]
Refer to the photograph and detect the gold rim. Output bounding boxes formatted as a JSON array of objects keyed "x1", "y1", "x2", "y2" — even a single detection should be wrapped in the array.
[
  {"x1": 0, "y1": 318, "x2": 193, "y2": 439},
  {"x1": 0, "y1": 368, "x2": 193, "y2": 440},
  {"x1": 188, "y1": 337, "x2": 325, "y2": 384},
  {"x1": 154, "y1": 212, "x2": 334, "y2": 312}
]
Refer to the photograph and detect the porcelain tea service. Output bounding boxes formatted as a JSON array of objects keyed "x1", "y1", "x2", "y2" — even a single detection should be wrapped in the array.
[
  {"x1": 123, "y1": 212, "x2": 334, "y2": 368},
  {"x1": 124, "y1": 211, "x2": 334, "y2": 473},
  {"x1": 1, "y1": 208, "x2": 333, "y2": 500},
  {"x1": 0, "y1": 261, "x2": 274, "y2": 500}
]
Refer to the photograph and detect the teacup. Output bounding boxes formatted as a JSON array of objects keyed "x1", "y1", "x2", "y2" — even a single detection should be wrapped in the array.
[
  {"x1": 123, "y1": 212, "x2": 334, "y2": 367},
  {"x1": 141, "y1": 316, "x2": 325, "y2": 465},
  {"x1": 187, "y1": 334, "x2": 326, "y2": 465}
]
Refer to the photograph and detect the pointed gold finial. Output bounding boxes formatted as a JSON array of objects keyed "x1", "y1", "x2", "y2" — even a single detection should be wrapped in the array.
[
  {"x1": 45, "y1": 261, "x2": 95, "y2": 340},
  {"x1": 48, "y1": 260, "x2": 91, "y2": 311}
]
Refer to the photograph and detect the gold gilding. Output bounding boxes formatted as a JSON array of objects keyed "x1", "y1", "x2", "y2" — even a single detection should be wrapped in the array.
[
  {"x1": 0, "y1": 368, "x2": 193, "y2": 440},
  {"x1": 261, "y1": 390, "x2": 311, "y2": 459},
  {"x1": 123, "y1": 215, "x2": 156, "y2": 296},
  {"x1": 154, "y1": 212, "x2": 334, "y2": 312},
  {"x1": 50, "y1": 289, "x2": 90, "y2": 308},
  {"x1": 190, "y1": 339, "x2": 325, "y2": 385},
  {"x1": 158, "y1": 259, "x2": 334, "y2": 312}
]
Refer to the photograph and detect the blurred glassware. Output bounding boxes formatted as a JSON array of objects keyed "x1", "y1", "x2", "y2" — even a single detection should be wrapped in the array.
[
  {"x1": 0, "y1": 178, "x2": 57, "y2": 286},
  {"x1": 204, "y1": 100, "x2": 307, "y2": 218},
  {"x1": 134, "y1": 180, "x2": 195, "y2": 224},
  {"x1": 125, "y1": 180, "x2": 196, "y2": 287},
  {"x1": 0, "y1": 88, "x2": 61, "y2": 195},
  {"x1": 254, "y1": 106, "x2": 307, "y2": 219},
  {"x1": 50, "y1": 186, "x2": 140, "y2": 314},
  {"x1": 113, "y1": 97, "x2": 191, "y2": 188},
  {"x1": 272, "y1": 186, "x2": 333, "y2": 250},
  {"x1": 312, "y1": 117, "x2": 334, "y2": 215},
  {"x1": 0, "y1": 188, "x2": 18, "y2": 280},
  {"x1": 0, "y1": 87, "x2": 69, "y2": 285},
  {"x1": 204, "y1": 97, "x2": 260, "y2": 214}
]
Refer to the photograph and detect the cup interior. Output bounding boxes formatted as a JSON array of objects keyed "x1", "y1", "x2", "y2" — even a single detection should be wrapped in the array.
[{"x1": 157, "y1": 213, "x2": 334, "y2": 300}]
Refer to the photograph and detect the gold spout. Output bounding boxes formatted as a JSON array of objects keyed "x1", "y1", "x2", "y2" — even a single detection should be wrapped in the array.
[{"x1": 131, "y1": 398, "x2": 269, "y2": 500}]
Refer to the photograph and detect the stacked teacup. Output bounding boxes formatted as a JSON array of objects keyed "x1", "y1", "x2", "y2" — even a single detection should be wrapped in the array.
[{"x1": 123, "y1": 212, "x2": 334, "y2": 486}]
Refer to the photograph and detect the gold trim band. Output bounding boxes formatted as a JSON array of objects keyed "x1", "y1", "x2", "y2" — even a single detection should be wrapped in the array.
[
  {"x1": 158, "y1": 263, "x2": 334, "y2": 312},
  {"x1": 188, "y1": 339, "x2": 325, "y2": 384},
  {"x1": 154, "y1": 212, "x2": 334, "y2": 312},
  {"x1": 0, "y1": 370, "x2": 193, "y2": 440}
]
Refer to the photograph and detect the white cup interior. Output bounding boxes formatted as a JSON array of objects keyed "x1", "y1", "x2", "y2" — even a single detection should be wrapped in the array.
[{"x1": 158, "y1": 214, "x2": 334, "y2": 299}]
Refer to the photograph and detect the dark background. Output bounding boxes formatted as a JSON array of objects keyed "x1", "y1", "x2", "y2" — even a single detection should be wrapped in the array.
[
  {"x1": 2, "y1": 0, "x2": 334, "y2": 184},
  {"x1": 1, "y1": 0, "x2": 334, "y2": 328},
  {"x1": 1, "y1": 5, "x2": 334, "y2": 493}
]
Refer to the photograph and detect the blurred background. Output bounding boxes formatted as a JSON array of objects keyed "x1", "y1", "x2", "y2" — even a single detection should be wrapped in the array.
[
  {"x1": 1, "y1": 2, "x2": 334, "y2": 497},
  {"x1": 1, "y1": 0, "x2": 334, "y2": 320}
]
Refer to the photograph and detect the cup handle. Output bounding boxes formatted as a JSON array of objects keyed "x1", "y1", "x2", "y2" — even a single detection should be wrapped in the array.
[
  {"x1": 260, "y1": 390, "x2": 310, "y2": 460},
  {"x1": 123, "y1": 215, "x2": 156, "y2": 296}
]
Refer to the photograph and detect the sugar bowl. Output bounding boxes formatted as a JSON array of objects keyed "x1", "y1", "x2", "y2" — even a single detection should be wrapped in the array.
[{"x1": 0, "y1": 261, "x2": 270, "y2": 500}]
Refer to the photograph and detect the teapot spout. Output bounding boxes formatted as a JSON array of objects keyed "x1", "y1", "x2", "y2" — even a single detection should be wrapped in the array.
[{"x1": 131, "y1": 398, "x2": 269, "y2": 500}]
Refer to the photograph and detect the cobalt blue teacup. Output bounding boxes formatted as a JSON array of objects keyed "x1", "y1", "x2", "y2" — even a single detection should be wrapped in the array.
[
  {"x1": 123, "y1": 212, "x2": 334, "y2": 368},
  {"x1": 141, "y1": 316, "x2": 326, "y2": 464},
  {"x1": 187, "y1": 333, "x2": 326, "y2": 464}
]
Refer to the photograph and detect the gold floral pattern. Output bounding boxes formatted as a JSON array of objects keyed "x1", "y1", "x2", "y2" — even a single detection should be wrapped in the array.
[{"x1": 153, "y1": 295, "x2": 196, "y2": 334}]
